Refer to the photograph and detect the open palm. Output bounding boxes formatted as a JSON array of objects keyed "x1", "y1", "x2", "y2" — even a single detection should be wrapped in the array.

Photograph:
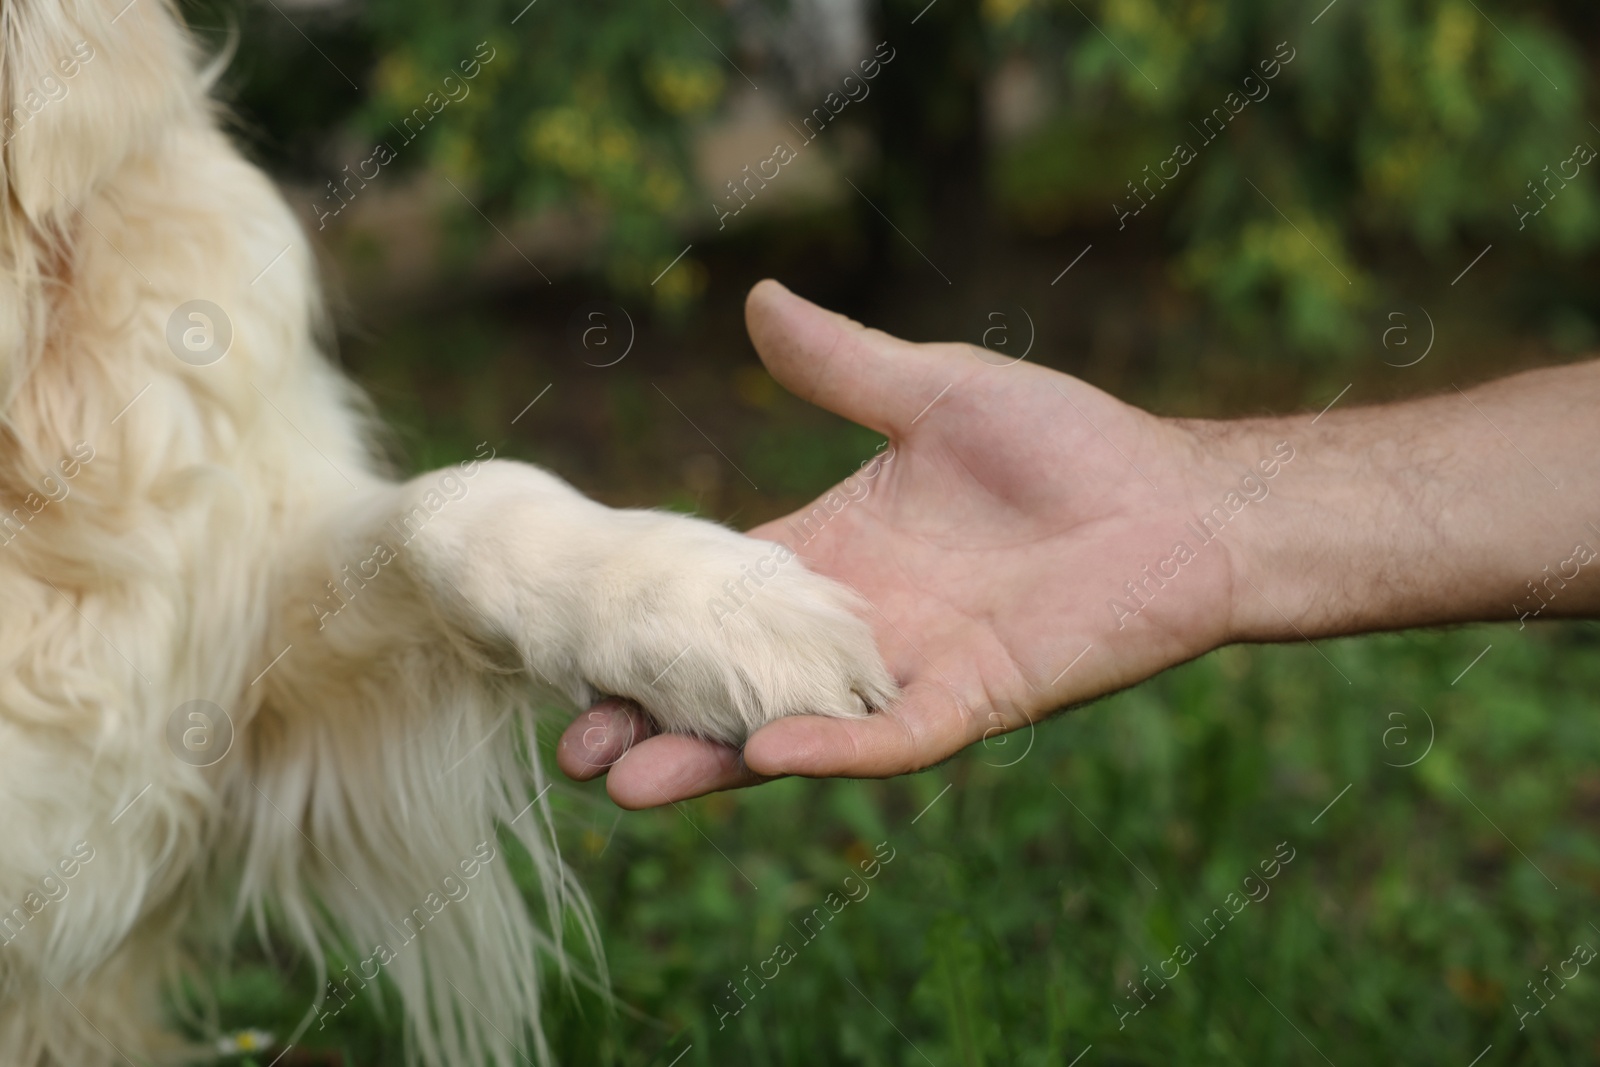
[{"x1": 559, "y1": 280, "x2": 1247, "y2": 807}]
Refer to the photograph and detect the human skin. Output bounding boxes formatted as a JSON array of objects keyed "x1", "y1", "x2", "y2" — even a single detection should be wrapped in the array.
[{"x1": 557, "y1": 279, "x2": 1600, "y2": 808}]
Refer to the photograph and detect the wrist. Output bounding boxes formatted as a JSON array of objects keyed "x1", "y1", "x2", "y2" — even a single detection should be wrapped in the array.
[{"x1": 1170, "y1": 416, "x2": 1316, "y2": 645}]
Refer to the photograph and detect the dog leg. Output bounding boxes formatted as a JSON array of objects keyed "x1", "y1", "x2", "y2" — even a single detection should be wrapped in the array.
[
  {"x1": 394, "y1": 458, "x2": 898, "y2": 746},
  {"x1": 244, "y1": 455, "x2": 893, "y2": 1066}
]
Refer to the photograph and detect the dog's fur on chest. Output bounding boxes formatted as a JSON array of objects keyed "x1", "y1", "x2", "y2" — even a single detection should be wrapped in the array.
[{"x1": 0, "y1": 2, "x2": 895, "y2": 1063}]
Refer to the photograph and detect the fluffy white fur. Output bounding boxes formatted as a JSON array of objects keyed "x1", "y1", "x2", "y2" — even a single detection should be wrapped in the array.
[{"x1": 0, "y1": 2, "x2": 896, "y2": 1063}]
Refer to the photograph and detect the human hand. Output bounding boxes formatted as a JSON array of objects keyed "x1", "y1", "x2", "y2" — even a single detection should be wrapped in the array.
[{"x1": 559, "y1": 279, "x2": 1257, "y2": 807}]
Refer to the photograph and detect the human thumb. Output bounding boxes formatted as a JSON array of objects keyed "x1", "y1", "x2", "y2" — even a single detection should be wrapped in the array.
[{"x1": 744, "y1": 279, "x2": 958, "y2": 436}]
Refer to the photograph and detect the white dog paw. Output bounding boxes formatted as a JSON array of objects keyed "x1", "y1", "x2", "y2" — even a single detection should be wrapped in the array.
[
  {"x1": 573, "y1": 513, "x2": 898, "y2": 746},
  {"x1": 396, "y1": 462, "x2": 895, "y2": 745}
]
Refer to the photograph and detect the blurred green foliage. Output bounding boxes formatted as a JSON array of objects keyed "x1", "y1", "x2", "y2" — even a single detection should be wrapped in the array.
[
  {"x1": 1008, "y1": 0, "x2": 1598, "y2": 351},
  {"x1": 186, "y1": 0, "x2": 1600, "y2": 354},
  {"x1": 356, "y1": 1, "x2": 716, "y2": 294}
]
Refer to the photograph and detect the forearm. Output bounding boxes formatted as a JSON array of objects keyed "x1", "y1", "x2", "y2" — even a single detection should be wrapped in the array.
[{"x1": 1203, "y1": 360, "x2": 1600, "y2": 642}]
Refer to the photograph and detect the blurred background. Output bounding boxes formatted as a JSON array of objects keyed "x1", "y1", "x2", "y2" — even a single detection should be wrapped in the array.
[{"x1": 179, "y1": 0, "x2": 1600, "y2": 1062}]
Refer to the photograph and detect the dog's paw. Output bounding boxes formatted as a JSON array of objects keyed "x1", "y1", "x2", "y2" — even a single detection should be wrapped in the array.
[{"x1": 571, "y1": 512, "x2": 898, "y2": 746}]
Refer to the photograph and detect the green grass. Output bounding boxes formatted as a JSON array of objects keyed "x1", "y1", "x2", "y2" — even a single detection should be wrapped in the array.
[{"x1": 201, "y1": 620, "x2": 1600, "y2": 1066}]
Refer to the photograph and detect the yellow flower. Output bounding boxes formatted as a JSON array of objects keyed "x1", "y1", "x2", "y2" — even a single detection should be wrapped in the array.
[
  {"x1": 597, "y1": 126, "x2": 638, "y2": 168},
  {"x1": 1431, "y1": 4, "x2": 1477, "y2": 73},
  {"x1": 526, "y1": 108, "x2": 594, "y2": 175},
  {"x1": 375, "y1": 52, "x2": 419, "y2": 106},
  {"x1": 645, "y1": 59, "x2": 724, "y2": 115},
  {"x1": 216, "y1": 1029, "x2": 274, "y2": 1055},
  {"x1": 434, "y1": 129, "x2": 479, "y2": 182},
  {"x1": 1106, "y1": 0, "x2": 1160, "y2": 36},
  {"x1": 653, "y1": 256, "x2": 708, "y2": 304},
  {"x1": 644, "y1": 167, "x2": 684, "y2": 211},
  {"x1": 982, "y1": 0, "x2": 1032, "y2": 27}
]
